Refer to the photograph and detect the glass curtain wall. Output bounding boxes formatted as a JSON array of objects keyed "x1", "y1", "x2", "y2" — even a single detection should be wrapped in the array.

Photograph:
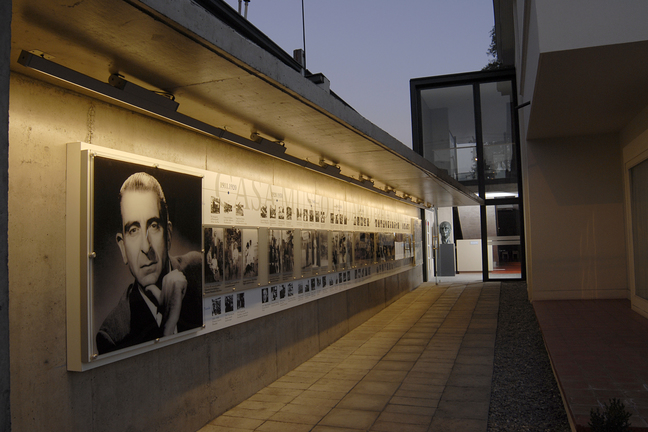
[
  {"x1": 419, "y1": 84, "x2": 478, "y2": 195},
  {"x1": 411, "y1": 70, "x2": 524, "y2": 281},
  {"x1": 486, "y1": 204, "x2": 522, "y2": 278},
  {"x1": 480, "y1": 80, "x2": 518, "y2": 200}
]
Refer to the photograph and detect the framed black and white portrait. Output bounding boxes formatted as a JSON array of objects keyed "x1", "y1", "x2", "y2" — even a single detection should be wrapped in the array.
[{"x1": 91, "y1": 155, "x2": 203, "y2": 357}]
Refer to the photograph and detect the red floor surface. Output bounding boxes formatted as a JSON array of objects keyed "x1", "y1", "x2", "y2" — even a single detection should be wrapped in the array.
[
  {"x1": 491, "y1": 262, "x2": 522, "y2": 274},
  {"x1": 534, "y1": 299, "x2": 648, "y2": 431}
]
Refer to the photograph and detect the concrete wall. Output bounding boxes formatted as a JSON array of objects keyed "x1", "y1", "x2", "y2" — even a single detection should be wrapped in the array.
[
  {"x1": 457, "y1": 206, "x2": 480, "y2": 240},
  {"x1": 0, "y1": 0, "x2": 10, "y2": 431},
  {"x1": 524, "y1": 133, "x2": 627, "y2": 301},
  {"x1": 7, "y1": 72, "x2": 421, "y2": 432}
]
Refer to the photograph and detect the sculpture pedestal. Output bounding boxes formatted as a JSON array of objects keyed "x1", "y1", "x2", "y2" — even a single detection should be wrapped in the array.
[{"x1": 438, "y1": 243, "x2": 456, "y2": 277}]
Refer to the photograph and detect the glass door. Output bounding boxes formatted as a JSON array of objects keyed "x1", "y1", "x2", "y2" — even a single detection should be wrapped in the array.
[{"x1": 485, "y1": 204, "x2": 522, "y2": 279}]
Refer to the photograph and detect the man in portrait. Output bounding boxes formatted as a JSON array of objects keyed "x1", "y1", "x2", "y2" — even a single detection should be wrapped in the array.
[{"x1": 96, "y1": 172, "x2": 202, "y2": 354}]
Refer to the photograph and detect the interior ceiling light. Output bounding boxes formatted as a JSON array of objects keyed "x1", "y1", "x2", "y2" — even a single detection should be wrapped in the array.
[{"x1": 485, "y1": 192, "x2": 518, "y2": 199}]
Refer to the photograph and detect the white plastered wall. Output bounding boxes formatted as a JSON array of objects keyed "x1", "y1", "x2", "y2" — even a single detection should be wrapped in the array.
[
  {"x1": 621, "y1": 104, "x2": 648, "y2": 319},
  {"x1": 524, "y1": 133, "x2": 627, "y2": 301},
  {"x1": 514, "y1": 0, "x2": 630, "y2": 301}
]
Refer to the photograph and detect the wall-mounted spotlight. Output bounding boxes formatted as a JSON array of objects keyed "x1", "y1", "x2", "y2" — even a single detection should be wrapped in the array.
[
  {"x1": 108, "y1": 73, "x2": 178, "y2": 111},
  {"x1": 383, "y1": 186, "x2": 397, "y2": 196},
  {"x1": 318, "y1": 157, "x2": 337, "y2": 168},
  {"x1": 251, "y1": 132, "x2": 285, "y2": 147},
  {"x1": 358, "y1": 174, "x2": 374, "y2": 186},
  {"x1": 318, "y1": 158, "x2": 341, "y2": 175}
]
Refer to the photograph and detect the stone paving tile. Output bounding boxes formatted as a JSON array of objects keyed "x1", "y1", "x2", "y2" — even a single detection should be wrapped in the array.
[
  {"x1": 280, "y1": 403, "x2": 333, "y2": 417},
  {"x1": 322, "y1": 369, "x2": 367, "y2": 381},
  {"x1": 401, "y1": 375, "x2": 449, "y2": 387},
  {"x1": 434, "y1": 399, "x2": 490, "y2": 421},
  {"x1": 394, "y1": 389, "x2": 444, "y2": 400},
  {"x1": 441, "y1": 385, "x2": 491, "y2": 401},
  {"x1": 449, "y1": 363, "x2": 492, "y2": 376},
  {"x1": 202, "y1": 282, "x2": 499, "y2": 432},
  {"x1": 370, "y1": 421, "x2": 428, "y2": 432},
  {"x1": 389, "y1": 395, "x2": 440, "y2": 408},
  {"x1": 382, "y1": 352, "x2": 421, "y2": 362},
  {"x1": 198, "y1": 425, "x2": 255, "y2": 432},
  {"x1": 290, "y1": 393, "x2": 341, "y2": 408},
  {"x1": 393, "y1": 339, "x2": 428, "y2": 347},
  {"x1": 311, "y1": 426, "x2": 365, "y2": 432},
  {"x1": 445, "y1": 373, "x2": 492, "y2": 387},
  {"x1": 268, "y1": 409, "x2": 325, "y2": 425},
  {"x1": 268, "y1": 381, "x2": 312, "y2": 390},
  {"x1": 309, "y1": 378, "x2": 358, "y2": 393},
  {"x1": 352, "y1": 347, "x2": 390, "y2": 357},
  {"x1": 373, "y1": 360, "x2": 415, "y2": 371},
  {"x1": 337, "y1": 392, "x2": 391, "y2": 411},
  {"x1": 248, "y1": 392, "x2": 300, "y2": 404},
  {"x1": 398, "y1": 383, "x2": 444, "y2": 394},
  {"x1": 297, "y1": 389, "x2": 348, "y2": 402},
  {"x1": 237, "y1": 400, "x2": 286, "y2": 412},
  {"x1": 257, "y1": 387, "x2": 303, "y2": 398},
  {"x1": 274, "y1": 374, "x2": 321, "y2": 385},
  {"x1": 319, "y1": 408, "x2": 380, "y2": 429},
  {"x1": 453, "y1": 354, "x2": 493, "y2": 366},
  {"x1": 427, "y1": 416, "x2": 486, "y2": 432},
  {"x1": 208, "y1": 416, "x2": 265, "y2": 429},
  {"x1": 256, "y1": 420, "x2": 313, "y2": 432},
  {"x1": 376, "y1": 411, "x2": 432, "y2": 425},
  {"x1": 352, "y1": 379, "x2": 401, "y2": 396},
  {"x1": 410, "y1": 359, "x2": 455, "y2": 371},
  {"x1": 363, "y1": 369, "x2": 409, "y2": 382},
  {"x1": 292, "y1": 363, "x2": 336, "y2": 374},
  {"x1": 222, "y1": 407, "x2": 278, "y2": 421},
  {"x1": 383, "y1": 403, "x2": 436, "y2": 416},
  {"x1": 286, "y1": 370, "x2": 328, "y2": 380}
]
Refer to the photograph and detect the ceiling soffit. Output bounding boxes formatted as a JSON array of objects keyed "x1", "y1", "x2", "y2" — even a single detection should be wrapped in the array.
[
  {"x1": 527, "y1": 40, "x2": 648, "y2": 140},
  {"x1": 10, "y1": 0, "x2": 480, "y2": 207}
]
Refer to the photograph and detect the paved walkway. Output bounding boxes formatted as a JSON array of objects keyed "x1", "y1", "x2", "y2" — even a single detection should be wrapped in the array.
[
  {"x1": 198, "y1": 281, "x2": 500, "y2": 432},
  {"x1": 535, "y1": 299, "x2": 648, "y2": 430}
]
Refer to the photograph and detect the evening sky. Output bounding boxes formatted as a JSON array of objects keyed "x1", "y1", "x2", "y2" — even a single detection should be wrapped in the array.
[{"x1": 222, "y1": 0, "x2": 495, "y2": 148}]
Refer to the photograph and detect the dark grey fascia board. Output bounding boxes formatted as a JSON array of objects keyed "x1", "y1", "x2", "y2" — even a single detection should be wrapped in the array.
[
  {"x1": 493, "y1": 0, "x2": 516, "y2": 68},
  {"x1": 191, "y1": 0, "x2": 304, "y2": 73},
  {"x1": 410, "y1": 68, "x2": 516, "y2": 89}
]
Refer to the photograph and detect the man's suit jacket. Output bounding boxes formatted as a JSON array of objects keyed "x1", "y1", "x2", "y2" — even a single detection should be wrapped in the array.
[{"x1": 96, "y1": 251, "x2": 203, "y2": 354}]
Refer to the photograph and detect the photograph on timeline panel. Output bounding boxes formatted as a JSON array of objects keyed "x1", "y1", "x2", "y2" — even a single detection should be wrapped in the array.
[
  {"x1": 301, "y1": 230, "x2": 314, "y2": 276},
  {"x1": 204, "y1": 227, "x2": 224, "y2": 293},
  {"x1": 242, "y1": 228, "x2": 259, "y2": 282}
]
